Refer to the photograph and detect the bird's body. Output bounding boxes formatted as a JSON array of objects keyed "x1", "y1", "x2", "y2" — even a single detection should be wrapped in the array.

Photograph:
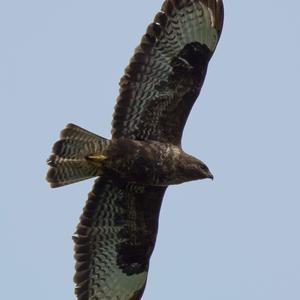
[
  {"x1": 47, "y1": 1, "x2": 224, "y2": 299},
  {"x1": 93, "y1": 137, "x2": 213, "y2": 186}
]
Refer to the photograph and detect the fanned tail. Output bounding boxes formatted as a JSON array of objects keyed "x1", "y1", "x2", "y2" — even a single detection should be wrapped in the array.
[{"x1": 46, "y1": 123, "x2": 110, "y2": 188}]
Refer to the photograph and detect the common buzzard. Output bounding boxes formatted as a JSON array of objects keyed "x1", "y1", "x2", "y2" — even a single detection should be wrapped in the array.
[{"x1": 47, "y1": 0, "x2": 224, "y2": 299}]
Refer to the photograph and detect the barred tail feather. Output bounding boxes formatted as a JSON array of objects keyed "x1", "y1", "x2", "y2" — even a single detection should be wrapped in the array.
[
  {"x1": 46, "y1": 124, "x2": 110, "y2": 188},
  {"x1": 47, "y1": 158, "x2": 100, "y2": 188}
]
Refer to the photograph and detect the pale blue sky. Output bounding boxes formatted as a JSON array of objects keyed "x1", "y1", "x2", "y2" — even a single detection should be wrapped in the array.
[{"x1": 1, "y1": 1, "x2": 300, "y2": 299}]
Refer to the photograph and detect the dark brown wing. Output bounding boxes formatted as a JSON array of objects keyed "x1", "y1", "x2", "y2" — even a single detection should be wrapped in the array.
[
  {"x1": 112, "y1": 0, "x2": 224, "y2": 145},
  {"x1": 73, "y1": 178, "x2": 167, "y2": 300}
]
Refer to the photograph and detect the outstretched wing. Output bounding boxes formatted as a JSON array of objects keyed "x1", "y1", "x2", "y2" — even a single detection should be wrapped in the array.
[
  {"x1": 73, "y1": 178, "x2": 167, "y2": 300},
  {"x1": 112, "y1": 0, "x2": 224, "y2": 145}
]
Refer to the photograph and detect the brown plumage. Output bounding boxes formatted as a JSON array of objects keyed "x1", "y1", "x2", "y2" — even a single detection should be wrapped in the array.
[{"x1": 46, "y1": 1, "x2": 224, "y2": 299}]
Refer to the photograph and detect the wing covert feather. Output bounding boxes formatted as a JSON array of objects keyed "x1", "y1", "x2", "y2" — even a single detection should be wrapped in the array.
[
  {"x1": 112, "y1": 0, "x2": 224, "y2": 145},
  {"x1": 73, "y1": 178, "x2": 167, "y2": 300}
]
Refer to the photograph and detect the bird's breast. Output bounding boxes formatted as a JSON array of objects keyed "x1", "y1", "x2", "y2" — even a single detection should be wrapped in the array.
[{"x1": 103, "y1": 139, "x2": 189, "y2": 186}]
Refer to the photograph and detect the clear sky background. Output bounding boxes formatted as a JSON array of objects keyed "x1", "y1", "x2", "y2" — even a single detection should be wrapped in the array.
[{"x1": 1, "y1": 1, "x2": 300, "y2": 299}]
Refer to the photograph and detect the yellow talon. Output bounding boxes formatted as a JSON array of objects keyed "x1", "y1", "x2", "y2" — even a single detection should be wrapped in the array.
[{"x1": 87, "y1": 154, "x2": 107, "y2": 162}]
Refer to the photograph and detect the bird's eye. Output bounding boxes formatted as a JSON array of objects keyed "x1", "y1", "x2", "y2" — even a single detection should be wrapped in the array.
[{"x1": 202, "y1": 164, "x2": 208, "y2": 171}]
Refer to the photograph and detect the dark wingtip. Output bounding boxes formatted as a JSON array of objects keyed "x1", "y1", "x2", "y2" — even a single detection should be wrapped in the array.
[
  {"x1": 208, "y1": 0, "x2": 224, "y2": 35},
  {"x1": 215, "y1": 0, "x2": 224, "y2": 35}
]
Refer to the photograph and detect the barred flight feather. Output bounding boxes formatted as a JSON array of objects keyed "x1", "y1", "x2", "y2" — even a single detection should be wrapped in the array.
[
  {"x1": 73, "y1": 179, "x2": 166, "y2": 300},
  {"x1": 112, "y1": 0, "x2": 223, "y2": 145}
]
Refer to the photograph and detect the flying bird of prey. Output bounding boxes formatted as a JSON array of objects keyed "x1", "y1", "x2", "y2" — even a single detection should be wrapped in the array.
[{"x1": 47, "y1": 0, "x2": 224, "y2": 299}]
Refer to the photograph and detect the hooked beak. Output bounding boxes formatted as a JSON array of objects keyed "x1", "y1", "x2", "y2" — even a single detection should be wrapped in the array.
[{"x1": 207, "y1": 171, "x2": 214, "y2": 180}]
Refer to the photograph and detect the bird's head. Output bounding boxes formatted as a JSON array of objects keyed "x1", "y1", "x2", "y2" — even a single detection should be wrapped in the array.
[
  {"x1": 196, "y1": 160, "x2": 214, "y2": 180},
  {"x1": 178, "y1": 153, "x2": 214, "y2": 183}
]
